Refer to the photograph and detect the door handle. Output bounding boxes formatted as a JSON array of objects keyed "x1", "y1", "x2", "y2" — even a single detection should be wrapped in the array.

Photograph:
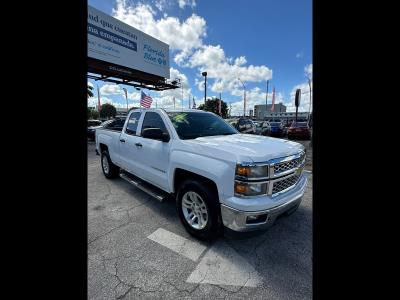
[
  {"x1": 120, "y1": 139, "x2": 125, "y2": 143},
  {"x1": 135, "y1": 143, "x2": 142, "y2": 147}
]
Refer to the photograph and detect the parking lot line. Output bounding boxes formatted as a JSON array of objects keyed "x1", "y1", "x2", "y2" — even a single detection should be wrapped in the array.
[
  {"x1": 147, "y1": 228, "x2": 207, "y2": 262},
  {"x1": 186, "y1": 239, "x2": 263, "y2": 287}
]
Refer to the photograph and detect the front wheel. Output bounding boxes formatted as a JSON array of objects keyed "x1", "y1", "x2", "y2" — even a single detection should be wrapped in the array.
[
  {"x1": 176, "y1": 179, "x2": 222, "y2": 241},
  {"x1": 101, "y1": 150, "x2": 119, "y2": 179}
]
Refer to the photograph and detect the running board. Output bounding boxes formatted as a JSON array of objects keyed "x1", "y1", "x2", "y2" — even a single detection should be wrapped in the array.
[{"x1": 119, "y1": 170, "x2": 168, "y2": 202}]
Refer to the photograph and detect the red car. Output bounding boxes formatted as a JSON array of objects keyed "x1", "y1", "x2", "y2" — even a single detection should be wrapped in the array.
[{"x1": 287, "y1": 122, "x2": 311, "y2": 140}]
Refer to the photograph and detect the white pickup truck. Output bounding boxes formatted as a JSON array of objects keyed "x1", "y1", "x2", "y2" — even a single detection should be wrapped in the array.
[{"x1": 96, "y1": 108, "x2": 308, "y2": 240}]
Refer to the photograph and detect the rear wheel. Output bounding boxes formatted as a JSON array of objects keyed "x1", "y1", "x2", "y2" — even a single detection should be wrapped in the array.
[
  {"x1": 101, "y1": 150, "x2": 119, "y2": 179},
  {"x1": 176, "y1": 179, "x2": 222, "y2": 241}
]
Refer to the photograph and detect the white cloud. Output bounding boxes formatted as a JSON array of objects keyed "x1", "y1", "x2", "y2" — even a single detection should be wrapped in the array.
[
  {"x1": 296, "y1": 52, "x2": 303, "y2": 59},
  {"x1": 157, "y1": 67, "x2": 193, "y2": 106},
  {"x1": 228, "y1": 87, "x2": 284, "y2": 116},
  {"x1": 113, "y1": 1, "x2": 272, "y2": 100},
  {"x1": 176, "y1": 45, "x2": 272, "y2": 95},
  {"x1": 178, "y1": 0, "x2": 196, "y2": 9},
  {"x1": 113, "y1": 0, "x2": 206, "y2": 51},
  {"x1": 88, "y1": 96, "x2": 126, "y2": 108},
  {"x1": 305, "y1": 63, "x2": 312, "y2": 79},
  {"x1": 285, "y1": 81, "x2": 312, "y2": 113},
  {"x1": 100, "y1": 84, "x2": 122, "y2": 95}
]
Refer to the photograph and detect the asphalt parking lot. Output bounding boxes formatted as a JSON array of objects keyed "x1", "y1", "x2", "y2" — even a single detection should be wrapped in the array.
[{"x1": 88, "y1": 138, "x2": 312, "y2": 299}]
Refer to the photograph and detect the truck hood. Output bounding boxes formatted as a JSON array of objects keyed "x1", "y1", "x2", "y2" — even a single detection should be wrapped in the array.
[{"x1": 185, "y1": 134, "x2": 304, "y2": 163}]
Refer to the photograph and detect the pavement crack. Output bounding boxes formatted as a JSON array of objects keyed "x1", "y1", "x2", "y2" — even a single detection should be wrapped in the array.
[
  {"x1": 88, "y1": 219, "x2": 133, "y2": 245},
  {"x1": 116, "y1": 286, "x2": 133, "y2": 300}
]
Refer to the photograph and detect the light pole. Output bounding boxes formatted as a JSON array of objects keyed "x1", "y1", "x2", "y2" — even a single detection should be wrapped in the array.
[
  {"x1": 202, "y1": 71, "x2": 207, "y2": 103},
  {"x1": 238, "y1": 78, "x2": 246, "y2": 117}
]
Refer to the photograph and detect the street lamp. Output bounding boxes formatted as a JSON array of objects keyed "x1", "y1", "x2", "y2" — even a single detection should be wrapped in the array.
[
  {"x1": 237, "y1": 78, "x2": 246, "y2": 117},
  {"x1": 202, "y1": 71, "x2": 207, "y2": 103}
]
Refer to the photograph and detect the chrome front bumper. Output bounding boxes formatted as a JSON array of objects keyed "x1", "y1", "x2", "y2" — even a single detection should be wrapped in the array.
[{"x1": 220, "y1": 174, "x2": 307, "y2": 232}]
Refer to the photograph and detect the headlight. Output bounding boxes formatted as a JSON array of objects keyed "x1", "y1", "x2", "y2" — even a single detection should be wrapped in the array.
[
  {"x1": 235, "y1": 164, "x2": 269, "y2": 197},
  {"x1": 235, "y1": 164, "x2": 268, "y2": 179},
  {"x1": 234, "y1": 181, "x2": 268, "y2": 197}
]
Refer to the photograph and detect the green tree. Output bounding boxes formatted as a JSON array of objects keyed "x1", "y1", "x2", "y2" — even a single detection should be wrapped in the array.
[
  {"x1": 198, "y1": 97, "x2": 228, "y2": 118},
  {"x1": 87, "y1": 85, "x2": 94, "y2": 98},
  {"x1": 100, "y1": 103, "x2": 117, "y2": 119},
  {"x1": 87, "y1": 107, "x2": 92, "y2": 119},
  {"x1": 91, "y1": 110, "x2": 99, "y2": 119}
]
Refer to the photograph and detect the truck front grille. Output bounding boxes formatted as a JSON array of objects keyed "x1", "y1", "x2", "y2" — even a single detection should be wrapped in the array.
[
  {"x1": 273, "y1": 152, "x2": 305, "y2": 175},
  {"x1": 272, "y1": 174, "x2": 300, "y2": 195}
]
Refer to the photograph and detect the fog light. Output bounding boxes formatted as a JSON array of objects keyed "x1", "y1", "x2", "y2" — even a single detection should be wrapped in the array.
[{"x1": 246, "y1": 214, "x2": 268, "y2": 224}]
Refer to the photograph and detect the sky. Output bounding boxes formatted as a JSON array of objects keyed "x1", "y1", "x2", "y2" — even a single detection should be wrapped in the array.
[{"x1": 87, "y1": 0, "x2": 312, "y2": 115}]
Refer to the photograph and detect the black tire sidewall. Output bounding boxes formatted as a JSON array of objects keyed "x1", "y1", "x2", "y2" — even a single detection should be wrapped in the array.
[
  {"x1": 101, "y1": 150, "x2": 119, "y2": 179},
  {"x1": 176, "y1": 180, "x2": 222, "y2": 241}
]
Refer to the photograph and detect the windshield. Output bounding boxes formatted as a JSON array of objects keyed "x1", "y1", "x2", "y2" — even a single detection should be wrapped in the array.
[
  {"x1": 101, "y1": 120, "x2": 113, "y2": 126},
  {"x1": 293, "y1": 122, "x2": 308, "y2": 128},
  {"x1": 270, "y1": 122, "x2": 282, "y2": 127},
  {"x1": 88, "y1": 121, "x2": 101, "y2": 126},
  {"x1": 167, "y1": 112, "x2": 238, "y2": 140}
]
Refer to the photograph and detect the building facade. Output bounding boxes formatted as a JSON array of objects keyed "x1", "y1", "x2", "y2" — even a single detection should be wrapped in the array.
[
  {"x1": 261, "y1": 111, "x2": 310, "y2": 124},
  {"x1": 254, "y1": 104, "x2": 287, "y2": 119}
]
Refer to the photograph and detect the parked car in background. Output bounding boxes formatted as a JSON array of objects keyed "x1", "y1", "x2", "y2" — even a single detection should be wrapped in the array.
[
  {"x1": 87, "y1": 120, "x2": 102, "y2": 141},
  {"x1": 287, "y1": 122, "x2": 311, "y2": 140},
  {"x1": 269, "y1": 121, "x2": 286, "y2": 137},
  {"x1": 254, "y1": 121, "x2": 271, "y2": 136},
  {"x1": 229, "y1": 118, "x2": 256, "y2": 134},
  {"x1": 88, "y1": 118, "x2": 126, "y2": 141},
  {"x1": 88, "y1": 119, "x2": 102, "y2": 127}
]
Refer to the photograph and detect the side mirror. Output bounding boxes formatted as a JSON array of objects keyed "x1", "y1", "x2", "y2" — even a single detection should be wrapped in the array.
[{"x1": 142, "y1": 128, "x2": 170, "y2": 142}]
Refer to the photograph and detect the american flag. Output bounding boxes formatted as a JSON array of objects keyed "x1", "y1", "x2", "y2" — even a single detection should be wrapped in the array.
[
  {"x1": 192, "y1": 97, "x2": 196, "y2": 109},
  {"x1": 271, "y1": 87, "x2": 276, "y2": 112},
  {"x1": 140, "y1": 91, "x2": 153, "y2": 108}
]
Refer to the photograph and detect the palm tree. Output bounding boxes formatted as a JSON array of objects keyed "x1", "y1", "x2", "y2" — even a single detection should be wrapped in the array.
[{"x1": 87, "y1": 85, "x2": 94, "y2": 98}]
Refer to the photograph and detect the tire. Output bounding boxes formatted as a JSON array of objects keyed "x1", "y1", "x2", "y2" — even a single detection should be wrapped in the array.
[
  {"x1": 176, "y1": 179, "x2": 223, "y2": 241},
  {"x1": 101, "y1": 150, "x2": 119, "y2": 179}
]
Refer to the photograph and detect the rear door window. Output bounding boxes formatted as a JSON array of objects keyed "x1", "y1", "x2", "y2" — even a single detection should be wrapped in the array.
[{"x1": 125, "y1": 112, "x2": 142, "y2": 135}]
